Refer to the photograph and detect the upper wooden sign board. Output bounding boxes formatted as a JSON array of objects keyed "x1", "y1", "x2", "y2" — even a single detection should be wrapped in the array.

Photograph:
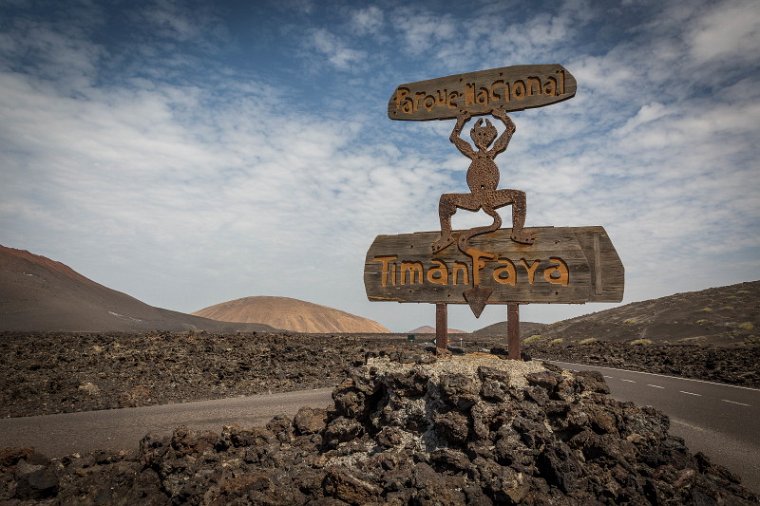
[
  {"x1": 388, "y1": 64, "x2": 577, "y2": 121},
  {"x1": 364, "y1": 226, "x2": 623, "y2": 306}
]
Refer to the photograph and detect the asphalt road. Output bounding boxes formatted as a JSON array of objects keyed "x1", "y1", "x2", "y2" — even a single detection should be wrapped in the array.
[
  {"x1": 1, "y1": 363, "x2": 758, "y2": 494},
  {"x1": 548, "y1": 361, "x2": 760, "y2": 494},
  {"x1": 0, "y1": 387, "x2": 334, "y2": 458}
]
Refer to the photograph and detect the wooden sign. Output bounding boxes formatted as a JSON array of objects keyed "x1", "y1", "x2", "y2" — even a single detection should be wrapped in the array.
[
  {"x1": 388, "y1": 64, "x2": 577, "y2": 121},
  {"x1": 364, "y1": 226, "x2": 623, "y2": 307}
]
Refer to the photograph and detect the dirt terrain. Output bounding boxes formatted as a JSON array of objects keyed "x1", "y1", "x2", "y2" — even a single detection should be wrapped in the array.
[
  {"x1": 0, "y1": 246, "x2": 275, "y2": 334},
  {"x1": 194, "y1": 296, "x2": 389, "y2": 334},
  {"x1": 528, "y1": 281, "x2": 760, "y2": 347},
  {"x1": 2, "y1": 331, "x2": 759, "y2": 420},
  {"x1": 2, "y1": 352, "x2": 757, "y2": 504},
  {"x1": 0, "y1": 332, "x2": 405, "y2": 419}
]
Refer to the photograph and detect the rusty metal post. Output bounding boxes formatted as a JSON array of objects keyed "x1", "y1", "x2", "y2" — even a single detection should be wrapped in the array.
[
  {"x1": 435, "y1": 303, "x2": 448, "y2": 354},
  {"x1": 507, "y1": 303, "x2": 520, "y2": 360}
]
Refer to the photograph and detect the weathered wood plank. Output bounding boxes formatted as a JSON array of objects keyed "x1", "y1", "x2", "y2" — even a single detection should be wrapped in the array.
[
  {"x1": 572, "y1": 226, "x2": 625, "y2": 303},
  {"x1": 364, "y1": 227, "x2": 623, "y2": 305},
  {"x1": 388, "y1": 64, "x2": 577, "y2": 121}
]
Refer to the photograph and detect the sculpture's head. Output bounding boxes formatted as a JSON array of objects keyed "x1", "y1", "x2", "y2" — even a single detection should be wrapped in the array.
[{"x1": 470, "y1": 118, "x2": 497, "y2": 149}]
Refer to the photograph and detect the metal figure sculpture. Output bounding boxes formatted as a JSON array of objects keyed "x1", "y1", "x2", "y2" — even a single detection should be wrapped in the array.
[{"x1": 432, "y1": 108, "x2": 534, "y2": 255}]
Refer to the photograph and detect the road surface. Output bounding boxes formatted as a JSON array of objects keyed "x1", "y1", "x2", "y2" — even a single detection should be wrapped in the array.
[
  {"x1": 548, "y1": 361, "x2": 760, "y2": 493},
  {"x1": 0, "y1": 388, "x2": 333, "y2": 458}
]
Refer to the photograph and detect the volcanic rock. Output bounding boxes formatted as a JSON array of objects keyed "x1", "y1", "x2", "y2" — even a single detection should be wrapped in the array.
[{"x1": 2, "y1": 353, "x2": 757, "y2": 504}]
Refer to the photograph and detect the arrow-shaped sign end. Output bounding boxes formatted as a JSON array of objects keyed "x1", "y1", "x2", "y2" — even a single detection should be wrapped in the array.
[{"x1": 463, "y1": 287, "x2": 493, "y2": 318}]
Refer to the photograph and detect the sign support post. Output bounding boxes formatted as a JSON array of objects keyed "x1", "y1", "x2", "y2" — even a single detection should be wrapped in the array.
[
  {"x1": 507, "y1": 303, "x2": 520, "y2": 360},
  {"x1": 435, "y1": 303, "x2": 448, "y2": 354}
]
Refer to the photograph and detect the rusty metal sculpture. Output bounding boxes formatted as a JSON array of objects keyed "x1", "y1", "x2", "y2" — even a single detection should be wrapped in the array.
[
  {"x1": 432, "y1": 108, "x2": 534, "y2": 256},
  {"x1": 430, "y1": 107, "x2": 534, "y2": 317},
  {"x1": 367, "y1": 64, "x2": 624, "y2": 359}
]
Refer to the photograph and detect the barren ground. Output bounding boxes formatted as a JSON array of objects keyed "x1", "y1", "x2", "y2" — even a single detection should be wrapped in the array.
[{"x1": 1, "y1": 331, "x2": 758, "y2": 419}]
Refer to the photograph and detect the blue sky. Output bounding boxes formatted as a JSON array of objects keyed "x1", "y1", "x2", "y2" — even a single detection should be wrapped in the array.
[{"x1": 1, "y1": 0, "x2": 758, "y2": 332}]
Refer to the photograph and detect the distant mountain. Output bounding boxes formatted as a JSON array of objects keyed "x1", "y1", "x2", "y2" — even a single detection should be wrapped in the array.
[
  {"x1": 407, "y1": 325, "x2": 469, "y2": 334},
  {"x1": 537, "y1": 281, "x2": 759, "y2": 346},
  {"x1": 193, "y1": 296, "x2": 389, "y2": 334},
  {"x1": 473, "y1": 321, "x2": 548, "y2": 338},
  {"x1": 0, "y1": 245, "x2": 276, "y2": 333}
]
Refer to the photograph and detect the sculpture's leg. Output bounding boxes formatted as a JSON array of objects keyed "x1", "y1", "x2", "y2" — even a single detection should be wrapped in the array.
[
  {"x1": 433, "y1": 193, "x2": 479, "y2": 253},
  {"x1": 492, "y1": 189, "x2": 534, "y2": 244}
]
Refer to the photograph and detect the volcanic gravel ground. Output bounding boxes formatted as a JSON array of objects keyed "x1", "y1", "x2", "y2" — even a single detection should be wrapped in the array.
[
  {"x1": 1, "y1": 352, "x2": 757, "y2": 504},
  {"x1": 0, "y1": 332, "x2": 408, "y2": 419},
  {"x1": 1, "y1": 332, "x2": 758, "y2": 419},
  {"x1": 527, "y1": 341, "x2": 760, "y2": 388}
]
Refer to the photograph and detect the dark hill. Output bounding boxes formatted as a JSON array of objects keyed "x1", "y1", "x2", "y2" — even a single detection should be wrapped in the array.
[
  {"x1": 473, "y1": 320, "x2": 547, "y2": 338},
  {"x1": 0, "y1": 245, "x2": 276, "y2": 333},
  {"x1": 537, "y1": 280, "x2": 759, "y2": 347}
]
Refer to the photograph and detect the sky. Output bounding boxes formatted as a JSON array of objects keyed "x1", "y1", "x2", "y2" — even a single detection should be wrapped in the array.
[{"x1": 1, "y1": 0, "x2": 758, "y2": 332}]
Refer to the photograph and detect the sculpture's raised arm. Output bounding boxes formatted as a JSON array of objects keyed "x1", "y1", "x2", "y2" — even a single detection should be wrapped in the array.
[
  {"x1": 449, "y1": 111, "x2": 475, "y2": 159},
  {"x1": 490, "y1": 108, "x2": 516, "y2": 156}
]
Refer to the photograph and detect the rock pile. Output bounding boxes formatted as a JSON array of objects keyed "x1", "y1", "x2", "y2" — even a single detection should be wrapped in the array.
[{"x1": 2, "y1": 352, "x2": 757, "y2": 504}]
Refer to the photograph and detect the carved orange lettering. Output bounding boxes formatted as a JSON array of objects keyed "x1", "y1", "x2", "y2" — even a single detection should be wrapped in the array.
[
  {"x1": 427, "y1": 260, "x2": 449, "y2": 285},
  {"x1": 435, "y1": 89, "x2": 448, "y2": 107},
  {"x1": 476, "y1": 87, "x2": 489, "y2": 105},
  {"x1": 452, "y1": 262, "x2": 469, "y2": 285},
  {"x1": 464, "y1": 247, "x2": 495, "y2": 286},
  {"x1": 401, "y1": 262, "x2": 423, "y2": 284},
  {"x1": 520, "y1": 258, "x2": 541, "y2": 285},
  {"x1": 423, "y1": 94, "x2": 436, "y2": 111},
  {"x1": 373, "y1": 256, "x2": 397, "y2": 287},
  {"x1": 490, "y1": 80, "x2": 507, "y2": 103},
  {"x1": 543, "y1": 77, "x2": 557, "y2": 96},
  {"x1": 465, "y1": 83, "x2": 475, "y2": 105},
  {"x1": 526, "y1": 77, "x2": 541, "y2": 96},
  {"x1": 414, "y1": 92, "x2": 426, "y2": 112},
  {"x1": 492, "y1": 258, "x2": 516, "y2": 286},
  {"x1": 448, "y1": 90, "x2": 459, "y2": 108},
  {"x1": 512, "y1": 80, "x2": 526, "y2": 99},
  {"x1": 544, "y1": 257, "x2": 569, "y2": 286},
  {"x1": 394, "y1": 88, "x2": 409, "y2": 110}
]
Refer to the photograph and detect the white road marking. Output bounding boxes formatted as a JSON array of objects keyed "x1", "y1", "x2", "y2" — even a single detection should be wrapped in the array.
[
  {"x1": 679, "y1": 390, "x2": 702, "y2": 397},
  {"x1": 722, "y1": 399, "x2": 751, "y2": 407},
  {"x1": 603, "y1": 375, "x2": 613, "y2": 379},
  {"x1": 542, "y1": 360, "x2": 760, "y2": 392},
  {"x1": 621, "y1": 379, "x2": 636, "y2": 383},
  {"x1": 647, "y1": 384, "x2": 665, "y2": 389}
]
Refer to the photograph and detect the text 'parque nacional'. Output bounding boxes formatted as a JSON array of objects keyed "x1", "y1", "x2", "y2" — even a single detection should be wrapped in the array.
[{"x1": 388, "y1": 64, "x2": 577, "y2": 121}]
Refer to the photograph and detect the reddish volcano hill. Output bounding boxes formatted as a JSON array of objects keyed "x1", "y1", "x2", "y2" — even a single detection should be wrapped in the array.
[
  {"x1": 0, "y1": 245, "x2": 276, "y2": 333},
  {"x1": 407, "y1": 325, "x2": 469, "y2": 334},
  {"x1": 193, "y1": 296, "x2": 390, "y2": 334}
]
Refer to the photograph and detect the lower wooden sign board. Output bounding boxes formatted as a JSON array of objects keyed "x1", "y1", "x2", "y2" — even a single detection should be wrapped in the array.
[{"x1": 364, "y1": 226, "x2": 623, "y2": 306}]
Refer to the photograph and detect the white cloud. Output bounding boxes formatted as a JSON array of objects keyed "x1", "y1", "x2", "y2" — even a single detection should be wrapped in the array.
[
  {"x1": 688, "y1": 0, "x2": 760, "y2": 64},
  {"x1": 350, "y1": 5, "x2": 384, "y2": 35},
  {"x1": 0, "y1": 0, "x2": 758, "y2": 333},
  {"x1": 309, "y1": 28, "x2": 366, "y2": 70},
  {"x1": 392, "y1": 7, "x2": 456, "y2": 55}
]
